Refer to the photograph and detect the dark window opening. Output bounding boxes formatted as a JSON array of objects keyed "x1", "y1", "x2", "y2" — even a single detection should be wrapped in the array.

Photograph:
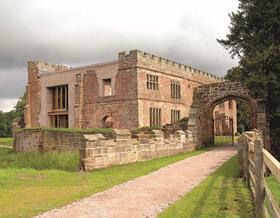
[
  {"x1": 171, "y1": 80, "x2": 181, "y2": 99},
  {"x1": 171, "y1": 110, "x2": 180, "y2": 123},
  {"x1": 150, "y1": 107, "x2": 161, "y2": 127},
  {"x1": 147, "y1": 74, "x2": 159, "y2": 90}
]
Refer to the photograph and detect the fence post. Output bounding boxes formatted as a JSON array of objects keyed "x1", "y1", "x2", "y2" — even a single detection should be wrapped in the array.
[
  {"x1": 243, "y1": 138, "x2": 249, "y2": 186},
  {"x1": 254, "y1": 139, "x2": 264, "y2": 218}
]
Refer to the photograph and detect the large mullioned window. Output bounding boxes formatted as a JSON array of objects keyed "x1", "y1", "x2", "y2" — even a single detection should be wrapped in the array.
[
  {"x1": 171, "y1": 80, "x2": 181, "y2": 99},
  {"x1": 171, "y1": 109, "x2": 180, "y2": 123},
  {"x1": 49, "y1": 85, "x2": 69, "y2": 128},
  {"x1": 150, "y1": 107, "x2": 161, "y2": 127},
  {"x1": 147, "y1": 74, "x2": 159, "y2": 90}
]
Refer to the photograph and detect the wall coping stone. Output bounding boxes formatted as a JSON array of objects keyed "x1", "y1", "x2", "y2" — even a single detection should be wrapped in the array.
[{"x1": 84, "y1": 134, "x2": 106, "y2": 142}]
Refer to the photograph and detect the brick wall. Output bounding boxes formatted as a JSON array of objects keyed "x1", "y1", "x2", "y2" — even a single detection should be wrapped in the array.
[{"x1": 80, "y1": 129, "x2": 195, "y2": 171}]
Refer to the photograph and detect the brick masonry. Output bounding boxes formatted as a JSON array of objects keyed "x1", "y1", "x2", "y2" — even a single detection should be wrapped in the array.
[{"x1": 24, "y1": 49, "x2": 236, "y2": 130}]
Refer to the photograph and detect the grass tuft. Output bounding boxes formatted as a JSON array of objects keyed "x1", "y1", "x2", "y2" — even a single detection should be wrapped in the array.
[
  {"x1": 0, "y1": 148, "x2": 80, "y2": 172},
  {"x1": 0, "y1": 138, "x2": 13, "y2": 147}
]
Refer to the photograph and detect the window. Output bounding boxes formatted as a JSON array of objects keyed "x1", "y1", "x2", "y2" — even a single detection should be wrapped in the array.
[
  {"x1": 51, "y1": 85, "x2": 68, "y2": 111},
  {"x1": 150, "y1": 108, "x2": 161, "y2": 127},
  {"x1": 75, "y1": 85, "x2": 80, "y2": 104},
  {"x1": 146, "y1": 74, "x2": 159, "y2": 90},
  {"x1": 103, "y1": 78, "x2": 112, "y2": 96},
  {"x1": 171, "y1": 80, "x2": 181, "y2": 99},
  {"x1": 76, "y1": 74, "x2": 81, "y2": 83},
  {"x1": 50, "y1": 115, "x2": 68, "y2": 128},
  {"x1": 171, "y1": 110, "x2": 180, "y2": 123}
]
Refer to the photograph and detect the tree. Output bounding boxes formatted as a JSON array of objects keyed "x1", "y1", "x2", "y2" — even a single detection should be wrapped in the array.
[
  {"x1": 0, "y1": 94, "x2": 26, "y2": 137},
  {"x1": 218, "y1": 0, "x2": 280, "y2": 129}
]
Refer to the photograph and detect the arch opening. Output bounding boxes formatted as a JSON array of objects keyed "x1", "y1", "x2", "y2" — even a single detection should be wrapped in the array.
[{"x1": 187, "y1": 82, "x2": 269, "y2": 149}]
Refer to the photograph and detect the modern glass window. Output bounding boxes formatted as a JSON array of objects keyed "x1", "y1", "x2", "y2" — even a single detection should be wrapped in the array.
[
  {"x1": 150, "y1": 107, "x2": 161, "y2": 127},
  {"x1": 146, "y1": 74, "x2": 159, "y2": 90},
  {"x1": 51, "y1": 85, "x2": 68, "y2": 111},
  {"x1": 50, "y1": 115, "x2": 69, "y2": 128},
  {"x1": 171, "y1": 80, "x2": 181, "y2": 99}
]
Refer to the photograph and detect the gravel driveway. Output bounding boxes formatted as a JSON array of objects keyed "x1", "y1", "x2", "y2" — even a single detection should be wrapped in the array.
[{"x1": 36, "y1": 145, "x2": 237, "y2": 218}]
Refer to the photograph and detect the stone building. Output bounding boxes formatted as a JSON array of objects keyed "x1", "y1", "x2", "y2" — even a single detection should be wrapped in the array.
[{"x1": 24, "y1": 49, "x2": 237, "y2": 131}]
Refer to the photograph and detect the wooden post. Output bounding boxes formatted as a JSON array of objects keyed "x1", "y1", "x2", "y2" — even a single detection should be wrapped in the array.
[
  {"x1": 243, "y1": 137, "x2": 249, "y2": 186},
  {"x1": 254, "y1": 139, "x2": 264, "y2": 218}
]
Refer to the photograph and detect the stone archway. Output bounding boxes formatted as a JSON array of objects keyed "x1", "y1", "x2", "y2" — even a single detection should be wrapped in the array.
[{"x1": 188, "y1": 82, "x2": 269, "y2": 148}]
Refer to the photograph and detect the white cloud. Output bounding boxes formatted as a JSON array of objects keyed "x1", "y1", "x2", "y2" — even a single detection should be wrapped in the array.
[{"x1": 0, "y1": 99, "x2": 17, "y2": 112}]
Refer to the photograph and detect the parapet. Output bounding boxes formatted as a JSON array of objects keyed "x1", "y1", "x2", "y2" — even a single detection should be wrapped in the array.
[{"x1": 118, "y1": 49, "x2": 224, "y2": 82}]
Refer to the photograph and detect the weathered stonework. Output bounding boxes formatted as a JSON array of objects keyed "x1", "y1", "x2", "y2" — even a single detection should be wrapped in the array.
[
  {"x1": 80, "y1": 129, "x2": 195, "y2": 171},
  {"x1": 188, "y1": 82, "x2": 269, "y2": 149},
  {"x1": 14, "y1": 129, "x2": 100, "y2": 152},
  {"x1": 24, "y1": 49, "x2": 235, "y2": 130}
]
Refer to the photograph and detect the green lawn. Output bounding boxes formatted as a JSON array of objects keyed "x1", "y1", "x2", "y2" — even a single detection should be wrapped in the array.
[
  {"x1": 0, "y1": 147, "x2": 210, "y2": 218},
  {"x1": 215, "y1": 136, "x2": 237, "y2": 146},
  {"x1": 266, "y1": 176, "x2": 280, "y2": 207},
  {"x1": 159, "y1": 156, "x2": 254, "y2": 218},
  {"x1": 0, "y1": 138, "x2": 13, "y2": 147}
]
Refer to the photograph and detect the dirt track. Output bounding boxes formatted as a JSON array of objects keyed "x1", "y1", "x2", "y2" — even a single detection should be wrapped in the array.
[{"x1": 36, "y1": 145, "x2": 237, "y2": 218}]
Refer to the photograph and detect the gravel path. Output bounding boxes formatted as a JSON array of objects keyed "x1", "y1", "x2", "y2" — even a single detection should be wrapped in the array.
[{"x1": 36, "y1": 145, "x2": 237, "y2": 218}]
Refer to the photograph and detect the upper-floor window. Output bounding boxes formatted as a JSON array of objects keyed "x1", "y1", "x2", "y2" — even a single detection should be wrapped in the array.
[
  {"x1": 150, "y1": 107, "x2": 161, "y2": 127},
  {"x1": 147, "y1": 74, "x2": 159, "y2": 90},
  {"x1": 171, "y1": 80, "x2": 181, "y2": 99},
  {"x1": 76, "y1": 74, "x2": 81, "y2": 83},
  {"x1": 171, "y1": 109, "x2": 180, "y2": 123},
  {"x1": 103, "y1": 78, "x2": 112, "y2": 96},
  {"x1": 75, "y1": 84, "x2": 80, "y2": 104},
  {"x1": 51, "y1": 85, "x2": 68, "y2": 111}
]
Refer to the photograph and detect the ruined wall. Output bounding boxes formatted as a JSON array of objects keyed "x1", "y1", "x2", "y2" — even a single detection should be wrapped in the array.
[
  {"x1": 25, "y1": 50, "x2": 228, "y2": 130},
  {"x1": 80, "y1": 129, "x2": 195, "y2": 171},
  {"x1": 81, "y1": 57, "x2": 139, "y2": 129},
  {"x1": 14, "y1": 129, "x2": 87, "y2": 152},
  {"x1": 25, "y1": 61, "x2": 68, "y2": 127}
]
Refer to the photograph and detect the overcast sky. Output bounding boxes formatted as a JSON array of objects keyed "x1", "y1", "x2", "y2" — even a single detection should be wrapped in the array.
[{"x1": 0, "y1": 0, "x2": 239, "y2": 112}]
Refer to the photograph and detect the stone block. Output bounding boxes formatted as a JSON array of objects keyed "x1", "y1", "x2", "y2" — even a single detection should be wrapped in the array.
[{"x1": 113, "y1": 129, "x2": 131, "y2": 140}]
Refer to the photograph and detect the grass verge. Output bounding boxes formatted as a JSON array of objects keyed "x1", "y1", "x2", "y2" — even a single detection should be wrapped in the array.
[
  {"x1": 0, "y1": 147, "x2": 210, "y2": 218},
  {"x1": 159, "y1": 155, "x2": 254, "y2": 218},
  {"x1": 266, "y1": 176, "x2": 280, "y2": 207},
  {"x1": 0, "y1": 148, "x2": 80, "y2": 171},
  {"x1": 0, "y1": 138, "x2": 13, "y2": 147}
]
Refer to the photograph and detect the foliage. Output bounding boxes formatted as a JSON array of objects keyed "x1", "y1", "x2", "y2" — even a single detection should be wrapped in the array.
[
  {"x1": 159, "y1": 156, "x2": 254, "y2": 218},
  {"x1": 0, "y1": 147, "x2": 80, "y2": 172},
  {"x1": 0, "y1": 94, "x2": 26, "y2": 137},
  {"x1": 0, "y1": 138, "x2": 13, "y2": 147},
  {"x1": 0, "y1": 147, "x2": 210, "y2": 218},
  {"x1": 218, "y1": 0, "x2": 280, "y2": 130},
  {"x1": 236, "y1": 101, "x2": 252, "y2": 132}
]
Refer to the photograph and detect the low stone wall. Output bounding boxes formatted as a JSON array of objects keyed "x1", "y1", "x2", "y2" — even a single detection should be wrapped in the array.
[
  {"x1": 80, "y1": 129, "x2": 195, "y2": 171},
  {"x1": 14, "y1": 129, "x2": 84, "y2": 152}
]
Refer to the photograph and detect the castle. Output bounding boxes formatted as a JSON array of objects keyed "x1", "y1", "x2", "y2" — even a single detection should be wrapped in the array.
[{"x1": 24, "y1": 49, "x2": 236, "y2": 132}]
